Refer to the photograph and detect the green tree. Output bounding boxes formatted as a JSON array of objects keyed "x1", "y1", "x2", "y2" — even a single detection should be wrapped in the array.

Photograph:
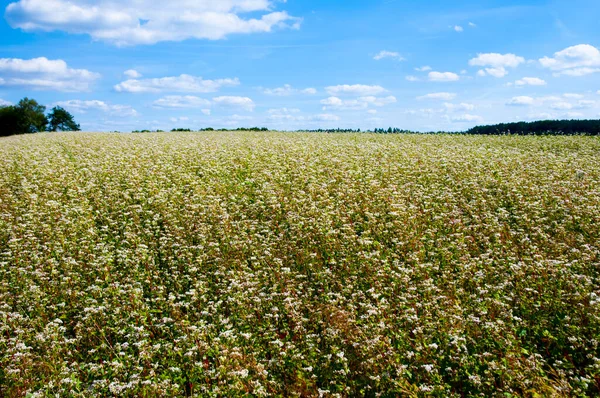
[
  {"x1": 47, "y1": 106, "x2": 81, "y2": 132},
  {"x1": 17, "y1": 97, "x2": 48, "y2": 133},
  {"x1": 0, "y1": 105, "x2": 25, "y2": 137}
]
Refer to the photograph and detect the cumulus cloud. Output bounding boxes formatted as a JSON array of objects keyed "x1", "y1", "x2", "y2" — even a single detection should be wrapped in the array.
[
  {"x1": 506, "y1": 95, "x2": 595, "y2": 110},
  {"x1": 320, "y1": 95, "x2": 396, "y2": 110},
  {"x1": 415, "y1": 66, "x2": 432, "y2": 72},
  {"x1": 170, "y1": 116, "x2": 189, "y2": 123},
  {"x1": 454, "y1": 25, "x2": 463, "y2": 32},
  {"x1": 0, "y1": 57, "x2": 99, "y2": 91},
  {"x1": 451, "y1": 114, "x2": 483, "y2": 123},
  {"x1": 563, "y1": 93, "x2": 584, "y2": 99},
  {"x1": 428, "y1": 71, "x2": 460, "y2": 82},
  {"x1": 5, "y1": 0, "x2": 301, "y2": 46},
  {"x1": 266, "y1": 109, "x2": 340, "y2": 123},
  {"x1": 311, "y1": 114, "x2": 340, "y2": 122},
  {"x1": 212, "y1": 96, "x2": 255, "y2": 111},
  {"x1": 373, "y1": 51, "x2": 404, "y2": 61},
  {"x1": 550, "y1": 102, "x2": 573, "y2": 110},
  {"x1": 124, "y1": 69, "x2": 142, "y2": 78},
  {"x1": 469, "y1": 53, "x2": 525, "y2": 78},
  {"x1": 417, "y1": 92, "x2": 457, "y2": 101},
  {"x1": 301, "y1": 88, "x2": 317, "y2": 95},
  {"x1": 262, "y1": 84, "x2": 317, "y2": 96},
  {"x1": 114, "y1": 74, "x2": 239, "y2": 93},
  {"x1": 325, "y1": 84, "x2": 387, "y2": 96},
  {"x1": 539, "y1": 44, "x2": 600, "y2": 76},
  {"x1": 405, "y1": 76, "x2": 419, "y2": 82},
  {"x1": 152, "y1": 95, "x2": 212, "y2": 108},
  {"x1": 514, "y1": 77, "x2": 547, "y2": 86},
  {"x1": 55, "y1": 100, "x2": 137, "y2": 116},
  {"x1": 507, "y1": 96, "x2": 536, "y2": 106},
  {"x1": 444, "y1": 102, "x2": 475, "y2": 111},
  {"x1": 0, "y1": 98, "x2": 12, "y2": 106}
]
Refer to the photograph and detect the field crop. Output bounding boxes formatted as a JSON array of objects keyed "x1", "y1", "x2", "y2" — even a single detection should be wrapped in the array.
[{"x1": 1, "y1": 132, "x2": 599, "y2": 397}]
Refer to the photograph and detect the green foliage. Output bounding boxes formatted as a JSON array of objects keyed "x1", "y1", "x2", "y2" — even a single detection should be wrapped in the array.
[
  {"x1": 17, "y1": 97, "x2": 48, "y2": 133},
  {"x1": 1, "y1": 132, "x2": 599, "y2": 396},
  {"x1": 467, "y1": 119, "x2": 600, "y2": 135},
  {"x1": 0, "y1": 98, "x2": 83, "y2": 137},
  {"x1": 0, "y1": 105, "x2": 26, "y2": 137},
  {"x1": 0, "y1": 98, "x2": 48, "y2": 136},
  {"x1": 47, "y1": 106, "x2": 81, "y2": 132}
]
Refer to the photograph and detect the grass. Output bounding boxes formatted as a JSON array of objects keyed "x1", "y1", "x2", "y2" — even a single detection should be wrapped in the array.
[{"x1": 0, "y1": 131, "x2": 599, "y2": 397}]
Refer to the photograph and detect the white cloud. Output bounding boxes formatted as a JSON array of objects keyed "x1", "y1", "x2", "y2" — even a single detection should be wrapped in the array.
[
  {"x1": 550, "y1": 102, "x2": 573, "y2": 110},
  {"x1": 563, "y1": 93, "x2": 584, "y2": 99},
  {"x1": 515, "y1": 77, "x2": 546, "y2": 86},
  {"x1": 114, "y1": 74, "x2": 239, "y2": 93},
  {"x1": 311, "y1": 114, "x2": 340, "y2": 122},
  {"x1": 417, "y1": 92, "x2": 457, "y2": 101},
  {"x1": 428, "y1": 71, "x2": 460, "y2": 82},
  {"x1": 373, "y1": 50, "x2": 404, "y2": 61},
  {"x1": 325, "y1": 84, "x2": 387, "y2": 96},
  {"x1": 405, "y1": 75, "x2": 419, "y2": 82},
  {"x1": 469, "y1": 53, "x2": 525, "y2": 78},
  {"x1": 469, "y1": 53, "x2": 525, "y2": 68},
  {"x1": 5, "y1": 0, "x2": 301, "y2": 46},
  {"x1": 507, "y1": 96, "x2": 535, "y2": 106},
  {"x1": 213, "y1": 96, "x2": 255, "y2": 111},
  {"x1": 574, "y1": 100, "x2": 597, "y2": 108},
  {"x1": 361, "y1": 96, "x2": 397, "y2": 107},
  {"x1": 0, "y1": 57, "x2": 99, "y2": 91},
  {"x1": 483, "y1": 67, "x2": 508, "y2": 78},
  {"x1": 170, "y1": 116, "x2": 189, "y2": 123},
  {"x1": 321, "y1": 95, "x2": 396, "y2": 110},
  {"x1": 526, "y1": 112, "x2": 554, "y2": 120},
  {"x1": 469, "y1": 22, "x2": 477, "y2": 27},
  {"x1": 415, "y1": 66, "x2": 432, "y2": 72},
  {"x1": 262, "y1": 84, "x2": 316, "y2": 96},
  {"x1": 152, "y1": 95, "x2": 212, "y2": 108},
  {"x1": 506, "y1": 96, "x2": 595, "y2": 111},
  {"x1": 564, "y1": 112, "x2": 584, "y2": 118},
  {"x1": 266, "y1": 108, "x2": 340, "y2": 124},
  {"x1": 124, "y1": 69, "x2": 141, "y2": 78},
  {"x1": 539, "y1": 44, "x2": 600, "y2": 76},
  {"x1": 367, "y1": 109, "x2": 377, "y2": 114},
  {"x1": 558, "y1": 67, "x2": 600, "y2": 77},
  {"x1": 444, "y1": 102, "x2": 475, "y2": 111},
  {"x1": 454, "y1": 25, "x2": 463, "y2": 32},
  {"x1": 55, "y1": 100, "x2": 137, "y2": 117},
  {"x1": 267, "y1": 107, "x2": 301, "y2": 115},
  {"x1": 0, "y1": 98, "x2": 11, "y2": 106},
  {"x1": 451, "y1": 114, "x2": 483, "y2": 123}
]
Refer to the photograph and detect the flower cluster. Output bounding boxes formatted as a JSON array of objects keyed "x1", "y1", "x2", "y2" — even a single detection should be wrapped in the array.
[{"x1": 1, "y1": 132, "x2": 599, "y2": 396}]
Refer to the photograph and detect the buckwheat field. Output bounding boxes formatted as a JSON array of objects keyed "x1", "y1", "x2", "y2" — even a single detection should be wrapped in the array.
[{"x1": 1, "y1": 132, "x2": 599, "y2": 397}]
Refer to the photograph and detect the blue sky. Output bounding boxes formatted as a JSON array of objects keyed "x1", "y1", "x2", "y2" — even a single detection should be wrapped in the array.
[{"x1": 0, "y1": 0, "x2": 599, "y2": 132}]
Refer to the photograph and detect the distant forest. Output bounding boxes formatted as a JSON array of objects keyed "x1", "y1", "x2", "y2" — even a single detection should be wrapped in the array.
[
  {"x1": 134, "y1": 121, "x2": 600, "y2": 135},
  {"x1": 2, "y1": 97, "x2": 600, "y2": 137},
  {"x1": 299, "y1": 120, "x2": 600, "y2": 135},
  {"x1": 464, "y1": 119, "x2": 600, "y2": 136}
]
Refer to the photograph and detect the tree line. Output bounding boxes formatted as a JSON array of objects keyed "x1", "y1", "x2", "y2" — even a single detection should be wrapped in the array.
[
  {"x1": 465, "y1": 119, "x2": 600, "y2": 136},
  {"x1": 0, "y1": 97, "x2": 80, "y2": 137},
  {"x1": 3, "y1": 97, "x2": 600, "y2": 137}
]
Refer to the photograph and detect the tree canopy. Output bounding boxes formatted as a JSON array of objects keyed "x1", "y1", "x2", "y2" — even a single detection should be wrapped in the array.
[
  {"x1": 47, "y1": 106, "x2": 81, "y2": 132},
  {"x1": 0, "y1": 98, "x2": 80, "y2": 137}
]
